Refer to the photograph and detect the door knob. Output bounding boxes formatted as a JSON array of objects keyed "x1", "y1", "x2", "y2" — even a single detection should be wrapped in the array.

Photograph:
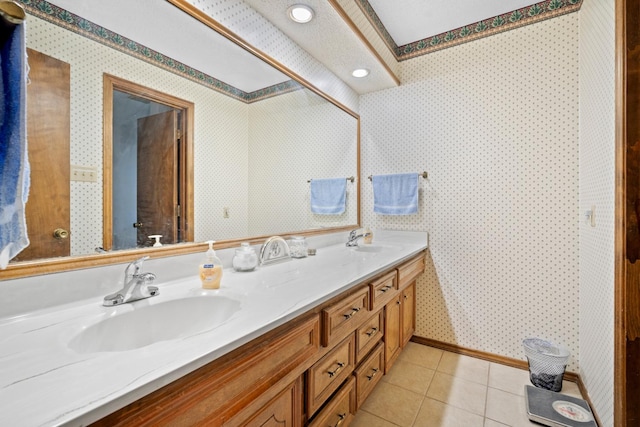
[
  {"x1": 133, "y1": 222, "x2": 143, "y2": 228},
  {"x1": 53, "y1": 228, "x2": 69, "y2": 239}
]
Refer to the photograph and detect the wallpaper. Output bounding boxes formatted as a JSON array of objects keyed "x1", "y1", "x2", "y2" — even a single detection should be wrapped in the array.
[
  {"x1": 360, "y1": 13, "x2": 581, "y2": 371},
  {"x1": 578, "y1": 0, "x2": 616, "y2": 424}
]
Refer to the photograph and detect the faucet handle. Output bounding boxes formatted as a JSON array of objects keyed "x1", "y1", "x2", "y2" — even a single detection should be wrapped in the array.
[{"x1": 125, "y1": 256, "x2": 150, "y2": 277}]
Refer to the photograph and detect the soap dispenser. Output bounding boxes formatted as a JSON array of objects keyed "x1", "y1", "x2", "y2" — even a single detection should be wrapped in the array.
[
  {"x1": 200, "y1": 240, "x2": 223, "y2": 289},
  {"x1": 232, "y1": 242, "x2": 258, "y2": 272}
]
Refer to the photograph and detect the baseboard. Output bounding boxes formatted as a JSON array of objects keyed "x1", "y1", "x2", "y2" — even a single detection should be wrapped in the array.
[{"x1": 410, "y1": 336, "x2": 602, "y2": 426}]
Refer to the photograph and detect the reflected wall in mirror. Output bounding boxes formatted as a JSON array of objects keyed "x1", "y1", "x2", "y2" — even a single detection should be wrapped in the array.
[{"x1": 10, "y1": 0, "x2": 359, "y2": 268}]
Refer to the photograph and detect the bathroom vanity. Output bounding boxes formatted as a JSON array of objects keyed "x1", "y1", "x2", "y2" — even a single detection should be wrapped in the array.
[{"x1": 0, "y1": 230, "x2": 427, "y2": 426}]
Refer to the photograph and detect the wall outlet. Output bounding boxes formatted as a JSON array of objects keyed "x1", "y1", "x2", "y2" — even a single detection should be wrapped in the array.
[
  {"x1": 223, "y1": 207, "x2": 230, "y2": 218},
  {"x1": 71, "y1": 165, "x2": 97, "y2": 182}
]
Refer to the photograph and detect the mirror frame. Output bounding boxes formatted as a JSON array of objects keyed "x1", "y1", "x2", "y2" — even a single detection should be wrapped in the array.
[{"x1": 2, "y1": 0, "x2": 360, "y2": 280}]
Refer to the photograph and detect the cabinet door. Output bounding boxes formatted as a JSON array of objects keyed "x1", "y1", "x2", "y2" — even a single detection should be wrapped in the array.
[
  {"x1": 242, "y1": 377, "x2": 302, "y2": 427},
  {"x1": 401, "y1": 282, "x2": 416, "y2": 348},
  {"x1": 384, "y1": 294, "x2": 402, "y2": 373}
]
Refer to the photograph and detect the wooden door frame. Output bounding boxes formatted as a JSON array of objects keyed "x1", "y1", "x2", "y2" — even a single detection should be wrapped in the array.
[{"x1": 102, "y1": 74, "x2": 194, "y2": 250}]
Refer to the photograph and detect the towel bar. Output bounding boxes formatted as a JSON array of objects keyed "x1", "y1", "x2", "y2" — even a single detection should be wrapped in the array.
[
  {"x1": 307, "y1": 176, "x2": 355, "y2": 183},
  {"x1": 368, "y1": 171, "x2": 428, "y2": 181}
]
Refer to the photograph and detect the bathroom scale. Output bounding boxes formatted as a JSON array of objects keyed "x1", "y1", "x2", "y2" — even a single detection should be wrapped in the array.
[{"x1": 524, "y1": 385, "x2": 596, "y2": 427}]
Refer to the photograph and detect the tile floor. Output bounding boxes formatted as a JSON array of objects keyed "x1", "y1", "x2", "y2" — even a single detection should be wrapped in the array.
[{"x1": 351, "y1": 342, "x2": 583, "y2": 427}]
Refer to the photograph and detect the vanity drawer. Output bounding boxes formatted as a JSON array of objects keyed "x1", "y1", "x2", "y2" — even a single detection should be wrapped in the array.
[
  {"x1": 321, "y1": 287, "x2": 369, "y2": 347},
  {"x1": 308, "y1": 376, "x2": 356, "y2": 427},
  {"x1": 354, "y1": 342, "x2": 385, "y2": 409},
  {"x1": 355, "y1": 309, "x2": 384, "y2": 363},
  {"x1": 397, "y1": 254, "x2": 425, "y2": 289},
  {"x1": 307, "y1": 334, "x2": 356, "y2": 417},
  {"x1": 369, "y1": 270, "x2": 398, "y2": 310}
]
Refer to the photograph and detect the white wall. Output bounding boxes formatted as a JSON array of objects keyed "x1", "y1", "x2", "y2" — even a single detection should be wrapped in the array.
[
  {"x1": 360, "y1": 14, "x2": 581, "y2": 370},
  {"x1": 578, "y1": 0, "x2": 616, "y2": 424}
]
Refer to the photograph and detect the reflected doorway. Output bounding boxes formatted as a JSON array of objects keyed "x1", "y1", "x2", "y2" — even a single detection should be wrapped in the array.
[{"x1": 103, "y1": 75, "x2": 194, "y2": 251}]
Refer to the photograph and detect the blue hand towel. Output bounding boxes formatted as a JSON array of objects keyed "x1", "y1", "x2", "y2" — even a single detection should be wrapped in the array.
[
  {"x1": 372, "y1": 173, "x2": 418, "y2": 215},
  {"x1": 310, "y1": 178, "x2": 346, "y2": 215},
  {"x1": 0, "y1": 23, "x2": 30, "y2": 269}
]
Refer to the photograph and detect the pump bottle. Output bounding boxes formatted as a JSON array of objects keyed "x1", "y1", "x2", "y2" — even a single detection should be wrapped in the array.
[{"x1": 200, "y1": 240, "x2": 223, "y2": 289}]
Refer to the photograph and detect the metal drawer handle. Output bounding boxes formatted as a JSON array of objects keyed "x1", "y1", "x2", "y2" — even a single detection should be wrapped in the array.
[
  {"x1": 365, "y1": 327, "x2": 378, "y2": 337},
  {"x1": 380, "y1": 285, "x2": 392, "y2": 293},
  {"x1": 367, "y1": 367, "x2": 379, "y2": 381},
  {"x1": 327, "y1": 361, "x2": 345, "y2": 378},
  {"x1": 332, "y1": 413, "x2": 347, "y2": 427},
  {"x1": 343, "y1": 307, "x2": 361, "y2": 319}
]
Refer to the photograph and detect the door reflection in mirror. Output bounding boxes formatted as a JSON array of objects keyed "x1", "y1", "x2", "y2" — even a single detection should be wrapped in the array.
[{"x1": 105, "y1": 75, "x2": 194, "y2": 251}]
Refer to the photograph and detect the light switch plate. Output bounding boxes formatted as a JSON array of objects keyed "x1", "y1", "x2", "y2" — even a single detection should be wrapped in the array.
[{"x1": 71, "y1": 165, "x2": 97, "y2": 182}]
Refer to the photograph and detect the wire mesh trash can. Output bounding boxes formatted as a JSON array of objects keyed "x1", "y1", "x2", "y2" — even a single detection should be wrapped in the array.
[{"x1": 523, "y1": 338, "x2": 570, "y2": 392}]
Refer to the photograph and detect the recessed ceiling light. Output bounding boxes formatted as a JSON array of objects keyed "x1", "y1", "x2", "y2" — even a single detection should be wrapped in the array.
[
  {"x1": 352, "y1": 68, "x2": 369, "y2": 78},
  {"x1": 287, "y1": 5, "x2": 314, "y2": 23}
]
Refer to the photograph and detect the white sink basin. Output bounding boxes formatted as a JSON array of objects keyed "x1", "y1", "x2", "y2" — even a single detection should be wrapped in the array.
[{"x1": 69, "y1": 296, "x2": 241, "y2": 353}]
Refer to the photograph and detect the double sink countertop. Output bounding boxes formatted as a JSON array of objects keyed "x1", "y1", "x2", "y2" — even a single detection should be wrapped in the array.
[{"x1": 0, "y1": 230, "x2": 428, "y2": 426}]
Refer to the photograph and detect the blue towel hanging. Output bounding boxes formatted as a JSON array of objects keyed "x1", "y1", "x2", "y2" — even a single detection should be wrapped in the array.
[
  {"x1": 0, "y1": 22, "x2": 30, "y2": 268},
  {"x1": 310, "y1": 178, "x2": 347, "y2": 215},
  {"x1": 372, "y1": 173, "x2": 418, "y2": 215}
]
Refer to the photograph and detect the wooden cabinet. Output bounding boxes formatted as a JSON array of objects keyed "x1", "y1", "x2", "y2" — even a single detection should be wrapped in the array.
[
  {"x1": 369, "y1": 271, "x2": 398, "y2": 310},
  {"x1": 383, "y1": 294, "x2": 402, "y2": 373},
  {"x1": 307, "y1": 334, "x2": 356, "y2": 416},
  {"x1": 397, "y1": 254, "x2": 425, "y2": 289},
  {"x1": 308, "y1": 377, "x2": 356, "y2": 427},
  {"x1": 321, "y1": 287, "x2": 370, "y2": 347},
  {"x1": 354, "y1": 342, "x2": 384, "y2": 409},
  {"x1": 355, "y1": 309, "x2": 383, "y2": 363},
  {"x1": 401, "y1": 282, "x2": 416, "y2": 348},
  {"x1": 241, "y1": 377, "x2": 303, "y2": 427}
]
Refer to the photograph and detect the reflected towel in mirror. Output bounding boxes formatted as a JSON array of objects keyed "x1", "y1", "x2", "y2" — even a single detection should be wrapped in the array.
[
  {"x1": 0, "y1": 22, "x2": 30, "y2": 269},
  {"x1": 310, "y1": 178, "x2": 346, "y2": 215},
  {"x1": 372, "y1": 173, "x2": 418, "y2": 215}
]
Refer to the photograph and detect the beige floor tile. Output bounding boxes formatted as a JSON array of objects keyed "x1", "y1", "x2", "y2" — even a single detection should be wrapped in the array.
[
  {"x1": 489, "y1": 362, "x2": 531, "y2": 396},
  {"x1": 426, "y1": 372, "x2": 488, "y2": 416},
  {"x1": 484, "y1": 419, "x2": 509, "y2": 427},
  {"x1": 485, "y1": 387, "x2": 540, "y2": 427},
  {"x1": 437, "y1": 351, "x2": 490, "y2": 385},
  {"x1": 382, "y1": 358, "x2": 436, "y2": 395},
  {"x1": 360, "y1": 381, "x2": 424, "y2": 427},
  {"x1": 351, "y1": 409, "x2": 400, "y2": 427},
  {"x1": 559, "y1": 380, "x2": 582, "y2": 398},
  {"x1": 398, "y1": 342, "x2": 443, "y2": 370},
  {"x1": 414, "y1": 397, "x2": 484, "y2": 427}
]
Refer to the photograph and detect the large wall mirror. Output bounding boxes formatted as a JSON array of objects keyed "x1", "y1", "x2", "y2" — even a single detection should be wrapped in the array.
[{"x1": 6, "y1": 0, "x2": 359, "y2": 278}]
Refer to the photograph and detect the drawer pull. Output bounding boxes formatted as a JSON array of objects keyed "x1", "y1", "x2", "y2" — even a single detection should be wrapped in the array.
[
  {"x1": 380, "y1": 285, "x2": 392, "y2": 293},
  {"x1": 343, "y1": 307, "x2": 361, "y2": 319},
  {"x1": 404, "y1": 294, "x2": 409, "y2": 300},
  {"x1": 365, "y1": 327, "x2": 378, "y2": 337},
  {"x1": 327, "y1": 362, "x2": 345, "y2": 378},
  {"x1": 396, "y1": 300, "x2": 401, "y2": 305},
  {"x1": 366, "y1": 367, "x2": 379, "y2": 381},
  {"x1": 332, "y1": 413, "x2": 347, "y2": 427}
]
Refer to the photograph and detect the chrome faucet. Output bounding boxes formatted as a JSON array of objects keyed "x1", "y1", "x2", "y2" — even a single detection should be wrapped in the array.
[
  {"x1": 103, "y1": 256, "x2": 159, "y2": 306},
  {"x1": 346, "y1": 228, "x2": 371, "y2": 247}
]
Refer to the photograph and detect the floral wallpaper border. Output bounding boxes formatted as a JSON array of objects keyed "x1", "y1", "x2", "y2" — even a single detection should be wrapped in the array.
[
  {"x1": 18, "y1": 0, "x2": 302, "y2": 103},
  {"x1": 356, "y1": 0, "x2": 583, "y2": 61}
]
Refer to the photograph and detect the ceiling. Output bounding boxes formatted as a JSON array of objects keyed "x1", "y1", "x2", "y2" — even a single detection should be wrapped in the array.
[{"x1": 243, "y1": 0, "x2": 583, "y2": 94}]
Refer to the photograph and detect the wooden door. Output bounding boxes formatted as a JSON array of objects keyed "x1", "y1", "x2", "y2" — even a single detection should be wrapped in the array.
[
  {"x1": 401, "y1": 282, "x2": 416, "y2": 348},
  {"x1": 14, "y1": 49, "x2": 70, "y2": 261},
  {"x1": 384, "y1": 295, "x2": 401, "y2": 374},
  {"x1": 136, "y1": 111, "x2": 178, "y2": 247}
]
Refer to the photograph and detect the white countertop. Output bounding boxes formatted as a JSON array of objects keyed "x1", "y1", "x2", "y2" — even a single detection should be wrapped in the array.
[{"x1": 0, "y1": 230, "x2": 428, "y2": 426}]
